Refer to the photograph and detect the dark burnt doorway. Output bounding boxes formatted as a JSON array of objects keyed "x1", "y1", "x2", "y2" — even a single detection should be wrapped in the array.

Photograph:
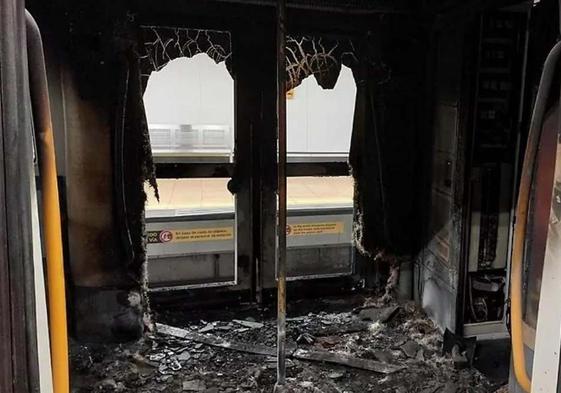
[{"x1": 140, "y1": 21, "x2": 362, "y2": 304}]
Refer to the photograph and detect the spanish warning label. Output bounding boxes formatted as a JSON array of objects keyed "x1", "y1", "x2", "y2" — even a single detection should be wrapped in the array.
[
  {"x1": 147, "y1": 227, "x2": 234, "y2": 244},
  {"x1": 148, "y1": 221, "x2": 344, "y2": 244},
  {"x1": 286, "y1": 222, "x2": 343, "y2": 236}
]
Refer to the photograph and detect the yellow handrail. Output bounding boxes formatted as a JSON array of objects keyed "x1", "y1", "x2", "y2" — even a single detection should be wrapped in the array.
[
  {"x1": 26, "y1": 11, "x2": 70, "y2": 393},
  {"x1": 41, "y1": 122, "x2": 69, "y2": 393}
]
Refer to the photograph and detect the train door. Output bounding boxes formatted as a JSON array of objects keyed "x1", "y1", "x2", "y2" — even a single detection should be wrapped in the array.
[
  {"x1": 260, "y1": 54, "x2": 358, "y2": 289},
  {"x1": 509, "y1": 91, "x2": 561, "y2": 393},
  {"x1": 141, "y1": 26, "x2": 360, "y2": 297},
  {"x1": 140, "y1": 27, "x2": 251, "y2": 294},
  {"x1": 523, "y1": 104, "x2": 561, "y2": 393},
  {"x1": 283, "y1": 62, "x2": 356, "y2": 282}
]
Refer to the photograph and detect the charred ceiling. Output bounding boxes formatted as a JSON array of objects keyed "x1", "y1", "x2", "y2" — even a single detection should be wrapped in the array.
[{"x1": 215, "y1": 0, "x2": 413, "y2": 11}]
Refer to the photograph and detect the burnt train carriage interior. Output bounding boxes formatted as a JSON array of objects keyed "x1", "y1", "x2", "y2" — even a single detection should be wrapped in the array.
[{"x1": 16, "y1": 0, "x2": 561, "y2": 391}]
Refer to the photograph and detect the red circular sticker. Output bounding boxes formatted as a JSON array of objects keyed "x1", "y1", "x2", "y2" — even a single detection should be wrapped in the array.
[{"x1": 159, "y1": 230, "x2": 173, "y2": 243}]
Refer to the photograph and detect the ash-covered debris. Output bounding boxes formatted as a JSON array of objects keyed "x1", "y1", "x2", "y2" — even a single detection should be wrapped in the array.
[{"x1": 70, "y1": 297, "x2": 505, "y2": 393}]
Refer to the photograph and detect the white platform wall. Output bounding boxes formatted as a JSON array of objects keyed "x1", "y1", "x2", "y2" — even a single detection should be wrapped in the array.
[{"x1": 143, "y1": 54, "x2": 356, "y2": 154}]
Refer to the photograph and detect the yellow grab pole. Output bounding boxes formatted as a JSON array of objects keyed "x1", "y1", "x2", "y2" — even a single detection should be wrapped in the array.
[
  {"x1": 26, "y1": 11, "x2": 70, "y2": 393},
  {"x1": 39, "y1": 111, "x2": 70, "y2": 393}
]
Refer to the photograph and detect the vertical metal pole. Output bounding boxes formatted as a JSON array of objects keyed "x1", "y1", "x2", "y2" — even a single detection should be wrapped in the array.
[
  {"x1": 26, "y1": 11, "x2": 70, "y2": 393},
  {"x1": 275, "y1": 0, "x2": 287, "y2": 389}
]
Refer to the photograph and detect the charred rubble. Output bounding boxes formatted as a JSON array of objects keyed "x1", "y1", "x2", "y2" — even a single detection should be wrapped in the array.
[{"x1": 71, "y1": 296, "x2": 503, "y2": 393}]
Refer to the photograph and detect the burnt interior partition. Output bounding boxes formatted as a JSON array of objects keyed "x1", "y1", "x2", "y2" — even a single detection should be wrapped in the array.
[{"x1": 415, "y1": 19, "x2": 475, "y2": 334}]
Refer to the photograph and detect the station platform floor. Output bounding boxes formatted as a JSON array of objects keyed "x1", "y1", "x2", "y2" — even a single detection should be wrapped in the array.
[{"x1": 145, "y1": 176, "x2": 354, "y2": 213}]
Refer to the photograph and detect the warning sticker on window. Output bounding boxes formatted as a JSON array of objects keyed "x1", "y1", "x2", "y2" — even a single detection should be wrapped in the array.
[
  {"x1": 148, "y1": 221, "x2": 344, "y2": 244},
  {"x1": 147, "y1": 227, "x2": 234, "y2": 244},
  {"x1": 286, "y1": 222, "x2": 344, "y2": 236}
]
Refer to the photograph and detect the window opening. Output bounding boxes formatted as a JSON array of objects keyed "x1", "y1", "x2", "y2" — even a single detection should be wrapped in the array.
[
  {"x1": 144, "y1": 55, "x2": 234, "y2": 164},
  {"x1": 287, "y1": 65, "x2": 356, "y2": 163},
  {"x1": 283, "y1": 41, "x2": 357, "y2": 280},
  {"x1": 143, "y1": 51, "x2": 236, "y2": 290}
]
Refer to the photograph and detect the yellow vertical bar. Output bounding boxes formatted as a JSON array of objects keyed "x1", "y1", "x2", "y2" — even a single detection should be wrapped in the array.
[
  {"x1": 26, "y1": 12, "x2": 70, "y2": 393},
  {"x1": 40, "y1": 124, "x2": 70, "y2": 393}
]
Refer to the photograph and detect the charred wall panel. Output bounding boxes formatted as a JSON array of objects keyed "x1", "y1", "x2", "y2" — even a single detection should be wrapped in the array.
[
  {"x1": 27, "y1": 2, "x2": 153, "y2": 341},
  {"x1": 350, "y1": 16, "x2": 427, "y2": 260},
  {"x1": 416, "y1": 25, "x2": 470, "y2": 333}
]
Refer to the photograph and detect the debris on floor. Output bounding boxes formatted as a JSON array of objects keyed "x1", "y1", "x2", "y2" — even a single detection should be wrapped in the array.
[{"x1": 70, "y1": 297, "x2": 506, "y2": 392}]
